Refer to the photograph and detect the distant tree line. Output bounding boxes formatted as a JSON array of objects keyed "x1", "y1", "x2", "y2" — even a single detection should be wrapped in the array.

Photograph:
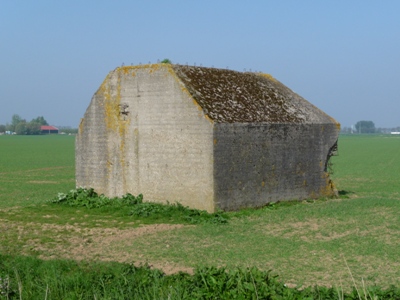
[
  {"x1": 0, "y1": 114, "x2": 48, "y2": 135},
  {"x1": 340, "y1": 120, "x2": 400, "y2": 134},
  {"x1": 0, "y1": 114, "x2": 79, "y2": 135},
  {"x1": 355, "y1": 120, "x2": 376, "y2": 133}
]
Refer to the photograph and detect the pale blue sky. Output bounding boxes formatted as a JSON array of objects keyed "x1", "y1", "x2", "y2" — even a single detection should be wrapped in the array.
[{"x1": 1, "y1": 1, "x2": 399, "y2": 128}]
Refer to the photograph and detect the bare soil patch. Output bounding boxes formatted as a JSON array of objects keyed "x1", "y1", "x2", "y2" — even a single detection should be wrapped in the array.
[{"x1": 0, "y1": 219, "x2": 193, "y2": 274}]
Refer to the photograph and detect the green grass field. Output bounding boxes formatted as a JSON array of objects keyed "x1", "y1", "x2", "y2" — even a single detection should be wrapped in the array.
[
  {"x1": 332, "y1": 134, "x2": 400, "y2": 198},
  {"x1": 0, "y1": 134, "x2": 399, "y2": 297},
  {"x1": 0, "y1": 135, "x2": 75, "y2": 208}
]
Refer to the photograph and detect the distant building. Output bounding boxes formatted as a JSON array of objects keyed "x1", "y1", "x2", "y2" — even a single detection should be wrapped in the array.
[
  {"x1": 41, "y1": 125, "x2": 59, "y2": 134},
  {"x1": 390, "y1": 132, "x2": 400, "y2": 135}
]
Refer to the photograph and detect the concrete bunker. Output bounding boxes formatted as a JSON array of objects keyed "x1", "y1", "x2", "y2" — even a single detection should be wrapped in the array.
[{"x1": 76, "y1": 64, "x2": 340, "y2": 212}]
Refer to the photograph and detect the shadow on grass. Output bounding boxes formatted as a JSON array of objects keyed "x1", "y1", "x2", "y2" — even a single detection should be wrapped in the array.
[{"x1": 338, "y1": 190, "x2": 355, "y2": 198}]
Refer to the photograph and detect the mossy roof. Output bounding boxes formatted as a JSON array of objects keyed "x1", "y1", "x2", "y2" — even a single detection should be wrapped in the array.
[{"x1": 172, "y1": 64, "x2": 337, "y2": 124}]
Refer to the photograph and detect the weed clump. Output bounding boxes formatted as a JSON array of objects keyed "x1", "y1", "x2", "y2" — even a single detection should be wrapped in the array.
[
  {"x1": 50, "y1": 187, "x2": 143, "y2": 208},
  {"x1": 1, "y1": 255, "x2": 399, "y2": 299},
  {"x1": 49, "y1": 188, "x2": 228, "y2": 225}
]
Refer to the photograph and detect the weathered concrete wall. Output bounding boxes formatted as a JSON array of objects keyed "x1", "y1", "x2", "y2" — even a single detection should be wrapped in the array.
[
  {"x1": 213, "y1": 123, "x2": 339, "y2": 211},
  {"x1": 77, "y1": 63, "x2": 340, "y2": 213},
  {"x1": 76, "y1": 65, "x2": 215, "y2": 212},
  {"x1": 75, "y1": 88, "x2": 109, "y2": 192}
]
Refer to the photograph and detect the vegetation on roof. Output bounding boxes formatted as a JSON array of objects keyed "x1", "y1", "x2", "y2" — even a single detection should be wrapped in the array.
[
  {"x1": 108, "y1": 63, "x2": 337, "y2": 125},
  {"x1": 172, "y1": 65, "x2": 310, "y2": 123}
]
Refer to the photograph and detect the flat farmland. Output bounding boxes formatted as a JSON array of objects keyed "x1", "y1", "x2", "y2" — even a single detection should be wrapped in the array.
[
  {"x1": 0, "y1": 135, "x2": 75, "y2": 208},
  {"x1": 0, "y1": 134, "x2": 399, "y2": 290}
]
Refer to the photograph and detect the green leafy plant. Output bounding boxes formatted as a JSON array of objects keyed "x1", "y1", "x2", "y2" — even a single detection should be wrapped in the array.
[
  {"x1": 49, "y1": 187, "x2": 143, "y2": 208},
  {"x1": 49, "y1": 188, "x2": 228, "y2": 224},
  {"x1": 2, "y1": 135, "x2": 400, "y2": 291},
  {"x1": 1, "y1": 255, "x2": 399, "y2": 299}
]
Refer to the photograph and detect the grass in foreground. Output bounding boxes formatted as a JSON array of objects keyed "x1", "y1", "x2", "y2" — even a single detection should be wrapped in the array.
[
  {"x1": 1, "y1": 134, "x2": 400, "y2": 293},
  {"x1": 1, "y1": 255, "x2": 399, "y2": 299},
  {"x1": 1, "y1": 192, "x2": 399, "y2": 290}
]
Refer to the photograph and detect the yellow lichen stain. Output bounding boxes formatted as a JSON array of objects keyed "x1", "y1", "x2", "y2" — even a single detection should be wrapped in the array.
[
  {"x1": 122, "y1": 67, "x2": 131, "y2": 75},
  {"x1": 261, "y1": 181, "x2": 265, "y2": 187},
  {"x1": 166, "y1": 65, "x2": 214, "y2": 125},
  {"x1": 78, "y1": 118, "x2": 85, "y2": 134},
  {"x1": 102, "y1": 71, "x2": 131, "y2": 136},
  {"x1": 334, "y1": 121, "x2": 341, "y2": 131},
  {"x1": 259, "y1": 73, "x2": 277, "y2": 82},
  {"x1": 101, "y1": 69, "x2": 134, "y2": 192},
  {"x1": 303, "y1": 180, "x2": 307, "y2": 186},
  {"x1": 148, "y1": 63, "x2": 162, "y2": 74},
  {"x1": 192, "y1": 99, "x2": 203, "y2": 111},
  {"x1": 318, "y1": 172, "x2": 337, "y2": 197},
  {"x1": 204, "y1": 114, "x2": 214, "y2": 124},
  {"x1": 179, "y1": 84, "x2": 187, "y2": 93},
  {"x1": 115, "y1": 63, "x2": 164, "y2": 75},
  {"x1": 103, "y1": 81, "x2": 119, "y2": 132},
  {"x1": 213, "y1": 138, "x2": 217, "y2": 145},
  {"x1": 117, "y1": 76, "x2": 129, "y2": 172}
]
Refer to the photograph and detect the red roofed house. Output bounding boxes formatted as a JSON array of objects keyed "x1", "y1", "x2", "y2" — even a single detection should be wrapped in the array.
[{"x1": 41, "y1": 125, "x2": 59, "y2": 134}]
